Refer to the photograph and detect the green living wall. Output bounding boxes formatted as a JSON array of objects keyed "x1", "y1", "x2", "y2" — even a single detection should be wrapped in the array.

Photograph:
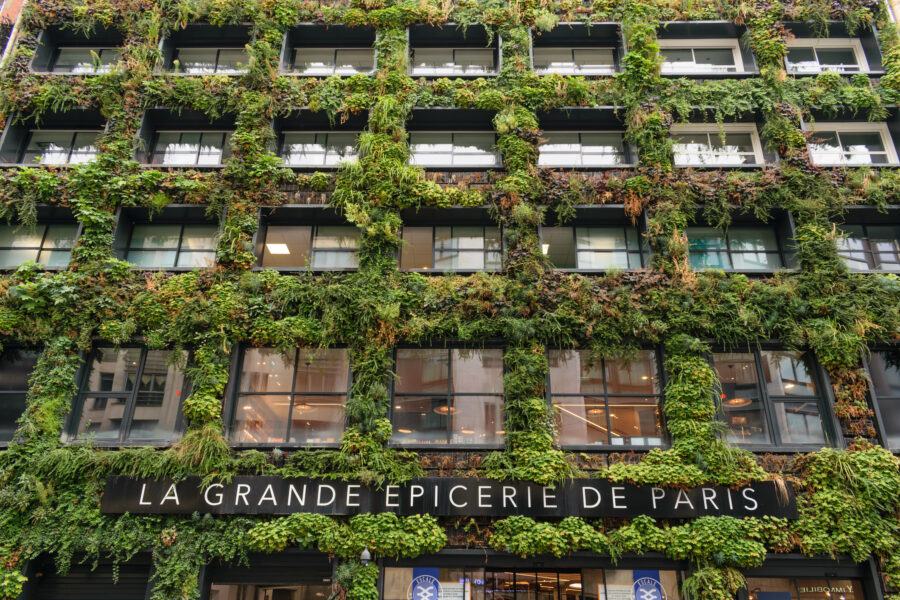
[{"x1": 0, "y1": 0, "x2": 898, "y2": 598}]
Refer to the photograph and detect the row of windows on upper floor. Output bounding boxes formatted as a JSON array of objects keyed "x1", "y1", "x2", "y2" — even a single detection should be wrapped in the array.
[
  {"x1": 0, "y1": 344, "x2": 898, "y2": 452},
  {"x1": 4, "y1": 205, "x2": 899, "y2": 273},
  {"x1": 4, "y1": 113, "x2": 899, "y2": 169},
  {"x1": 31, "y1": 21, "x2": 885, "y2": 78}
]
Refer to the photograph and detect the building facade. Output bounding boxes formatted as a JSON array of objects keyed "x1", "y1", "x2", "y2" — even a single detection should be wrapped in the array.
[{"x1": 0, "y1": 0, "x2": 898, "y2": 599}]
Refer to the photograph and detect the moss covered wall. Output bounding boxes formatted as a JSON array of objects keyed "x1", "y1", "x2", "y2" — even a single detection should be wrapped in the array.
[{"x1": 0, "y1": 0, "x2": 898, "y2": 598}]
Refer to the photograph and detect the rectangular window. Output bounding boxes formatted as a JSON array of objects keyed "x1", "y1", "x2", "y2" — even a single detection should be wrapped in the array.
[
  {"x1": 542, "y1": 226, "x2": 643, "y2": 270},
  {"x1": 410, "y1": 47, "x2": 495, "y2": 75},
  {"x1": 280, "y1": 132, "x2": 359, "y2": 167},
  {"x1": 149, "y1": 131, "x2": 232, "y2": 166},
  {"x1": 659, "y1": 39, "x2": 742, "y2": 74},
  {"x1": 231, "y1": 348, "x2": 348, "y2": 445},
  {"x1": 409, "y1": 132, "x2": 501, "y2": 167},
  {"x1": 712, "y1": 350, "x2": 829, "y2": 447},
  {"x1": 260, "y1": 225, "x2": 360, "y2": 269},
  {"x1": 672, "y1": 124, "x2": 764, "y2": 166},
  {"x1": 173, "y1": 48, "x2": 248, "y2": 74},
  {"x1": 538, "y1": 132, "x2": 628, "y2": 167},
  {"x1": 548, "y1": 349, "x2": 662, "y2": 447},
  {"x1": 533, "y1": 47, "x2": 615, "y2": 75},
  {"x1": 785, "y1": 38, "x2": 867, "y2": 73},
  {"x1": 391, "y1": 348, "x2": 504, "y2": 445},
  {"x1": 52, "y1": 47, "x2": 122, "y2": 73},
  {"x1": 0, "y1": 223, "x2": 77, "y2": 269},
  {"x1": 0, "y1": 349, "x2": 39, "y2": 443},
  {"x1": 837, "y1": 224, "x2": 900, "y2": 272},
  {"x1": 745, "y1": 577, "x2": 863, "y2": 600},
  {"x1": 124, "y1": 223, "x2": 217, "y2": 268},
  {"x1": 867, "y1": 349, "x2": 900, "y2": 449},
  {"x1": 71, "y1": 347, "x2": 189, "y2": 444},
  {"x1": 687, "y1": 225, "x2": 786, "y2": 270},
  {"x1": 806, "y1": 123, "x2": 898, "y2": 166},
  {"x1": 400, "y1": 226, "x2": 502, "y2": 271},
  {"x1": 21, "y1": 130, "x2": 100, "y2": 165},
  {"x1": 291, "y1": 47, "x2": 374, "y2": 75}
]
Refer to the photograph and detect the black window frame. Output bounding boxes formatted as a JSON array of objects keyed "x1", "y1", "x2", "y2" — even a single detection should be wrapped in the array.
[
  {"x1": 708, "y1": 347, "x2": 839, "y2": 452},
  {"x1": 113, "y1": 205, "x2": 222, "y2": 271},
  {"x1": 0, "y1": 212, "x2": 81, "y2": 271},
  {"x1": 540, "y1": 223, "x2": 647, "y2": 271},
  {"x1": 0, "y1": 347, "x2": 41, "y2": 447},
  {"x1": 863, "y1": 347, "x2": 900, "y2": 452},
  {"x1": 49, "y1": 46, "x2": 122, "y2": 73},
  {"x1": 256, "y1": 222, "x2": 361, "y2": 272},
  {"x1": 65, "y1": 346, "x2": 192, "y2": 446},
  {"x1": 836, "y1": 222, "x2": 900, "y2": 273},
  {"x1": 387, "y1": 345, "x2": 506, "y2": 449},
  {"x1": 545, "y1": 347, "x2": 668, "y2": 451},
  {"x1": 398, "y1": 224, "x2": 505, "y2": 273},
  {"x1": 121, "y1": 222, "x2": 219, "y2": 269},
  {"x1": 226, "y1": 346, "x2": 352, "y2": 448}
]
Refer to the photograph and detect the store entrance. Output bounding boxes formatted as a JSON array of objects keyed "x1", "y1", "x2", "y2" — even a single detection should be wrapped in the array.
[{"x1": 485, "y1": 571, "x2": 584, "y2": 600}]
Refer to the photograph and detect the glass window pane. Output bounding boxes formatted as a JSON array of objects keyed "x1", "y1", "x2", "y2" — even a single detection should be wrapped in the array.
[
  {"x1": 42, "y1": 224, "x2": 78, "y2": 249},
  {"x1": 761, "y1": 350, "x2": 818, "y2": 396},
  {"x1": 215, "y1": 49, "x2": 248, "y2": 73},
  {"x1": 322, "y1": 132, "x2": 358, "y2": 166},
  {"x1": 869, "y1": 350, "x2": 900, "y2": 397},
  {"x1": 573, "y1": 48, "x2": 615, "y2": 72},
  {"x1": 294, "y1": 348, "x2": 348, "y2": 393},
  {"x1": 294, "y1": 48, "x2": 336, "y2": 74},
  {"x1": 127, "y1": 250, "x2": 178, "y2": 268},
  {"x1": 548, "y1": 350, "x2": 604, "y2": 395},
  {"x1": 155, "y1": 132, "x2": 200, "y2": 165},
  {"x1": 129, "y1": 224, "x2": 181, "y2": 249},
  {"x1": 231, "y1": 394, "x2": 289, "y2": 443},
  {"x1": 878, "y1": 397, "x2": 900, "y2": 450},
  {"x1": 577, "y1": 227, "x2": 627, "y2": 250},
  {"x1": 744, "y1": 577, "x2": 800, "y2": 600},
  {"x1": 688, "y1": 227, "x2": 727, "y2": 250},
  {"x1": 311, "y1": 250, "x2": 358, "y2": 269},
  {"x1": 731, "y1": 251, "x2": 782, "y2": 270},
  {"x1": 608, "y1": 396, "x2": 662, "y2": 446},
  {"x1": 542, "y1": 227, "x2": 576, "y2": 269},
  {"x1": 0, "y1": 249, "x2": 39, "y2": 267},
  {"x1": 126, "y1": 350, "x2": 187, "y2": 442},
  {"x1": 281, "y1": 133, "x2": 322, "y2": 166},
  {"x1": 197, "y1": 132, "x2": 226, "y2": 165},
  {"x1": 391, "y1": 395, "x2": 449, "y2": 444},
  {"x1": 715, "y1": 132, "x2": 754, "y2": 154},
  {"x1": 69, "y1": 132, "x2": 100, "y2": 163},
  {"x1": 38, "y1": 249, "x2": 73, "y2": 267},
  {"x1": 578, "y1": 251, "x2": 629, "y2": 269},
  {"x1": 695, "y1": 48, "x2": 736, "y2": 68},
  {"x1": 786, "y1": 47, "x2": 818, "y2": 72},
  {"x1": 314, "y1": 226, "x2": 360, "y2": 249},
  {"x1": 0, "y1": 225, "x2": 44, "y2": 248},
  {"x1": 411, "y1": 48, "x2": 454, "y2": 74},
  {"x1": 728, "y1": 227, "x2": 779, "y2": 252},
  {"x1": 262, "y1": 225, "x2": 312, "y2": 268},
  {"x1": 661, "y1": 48, "x2": 694, "y2": 65},
  {"x1": 553, "y1": 395, "x2": 608, "y2": 445},
  {"x1": 808, "y1": 131, "x2": 843, "y2": 164},
  {"x1": 451, "y1": 395, "x2": 503, "y2": 444},
  {"x1": 335, "y1": 49, "x2": 373, "y2": 73},
  {"x1": 85, "y1": 348, "x2": 142, "y2": 393},
  {"x1": 240, "y1": 348, "x2": 295, "y2": 393},
  {"x1": 0, "y1": 349, "x2": 39, "y2": 392},
  {"x1": 774, "y1": 401, "x2": 827, "y2": 445},
  {"x1": 816, "y1": 48, "x2": 859, "y2": 70},
  {"x1": 75, "y1": 395, "x2": 123, "y2": 442},
  {"x1": 175, "y1": 250, "x2": 215, "y2": 267},
  {"x1": 713, "y1": 352, "x2": 771, "y2": 444},
  {"x1": 176, "y1": 48, "x2": 218, "y2": 74},
  {"x1": 455, "y1": 48, "x2": 494, "y2": 72},
  {"x1": 24, "y1": 131, "x2": 73, "y2": 164},
  {"x1": 605, "y1": 351, "x2": 659, "y2": 394},
  {"x1": 53, "y1": 48, "x2": 96, "y2": 73},
  {"x1": 396, "y1": 349, "x2": 448, "y2": 394},
  {"x1": 451, "y1": 348, "x2": 503, "y2": 394},
  {"x1": 180, "y1": 224, "x2": 217, "y2": 250},
  {"x1": 0, "y1": 392, "x2": 27, "y2": 442},
  {"x1": 533, "y1": 48, "x2": 574, "y2": 71},
  {"x1": 400, "y1": 227, "x2": 434, "y2": 270},
  {"x1": 289, "y1": 395, "x2": 344, "y2": 444}
]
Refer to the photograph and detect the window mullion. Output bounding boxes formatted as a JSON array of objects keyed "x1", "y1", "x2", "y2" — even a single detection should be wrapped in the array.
[
  {"x1": 174, "y1": 223, "x2": 186, "y2": 267},
  {"x1": 36, "y1": 224, "x2": 50, "y2": 264},
  {"x1": 121, "y1": 348, "x2": 148, "y2": 443},
  {"x1": 447, "y1": 349, "x2": 453, "y2": 444},
  {"x1": 601, "y1": 358, "x2": 612, "y2": 444},
  {"x1": 754, "y1": 350, "x2": 780, "y2": 446},
  {"x1": 285, "y1": 348, "x2": 300, "y2": 443}
]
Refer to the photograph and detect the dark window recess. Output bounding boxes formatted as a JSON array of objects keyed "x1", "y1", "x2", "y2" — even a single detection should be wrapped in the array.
[
  {"x1": 230, "y1": 347, "x2": 349, "y2": 445},
  {"x1": 400, "y1": 226, "x2": 502, "y2": 271},
  {"x1": 687, "y1": 213, "x2": 797, "y2": 272},
  {"x1": 542, "y1": 225, "x2": 644, "y2": 270},
  {"x1": 712, "y1": 350, "x2": 831, "y2": 448},
  {"x1": 391, "y1": 348, "x2": 504, "y2": 446},
  {"x1": 532, "y1": 22, "x2": 622, "y2": 75},
  {"x1": 0, "y1": 348, "x2": 40, "y2": 443},
  {"x1": 159, "y1": 24, "x2": 252, "y2": 72},
  {"x1": 30, "y1": 26, "x2": 124, "y2": 73},
  {"x1": 68, "y1": 347, "x2": 190, "y2": 445},
  {"x1": 783, "y1": 21, "x2": 883, "y2": 73},
  {"x1": 548, "y1": 349, "x2": 663, "y2": 448},
  {"x1": 204, "y1": 553, "x2": 333, "y2": 598},
  {"x1": 113, "y1": 205, "x2": 219, "y2": 269},
  {"x1": 837, "y1": 223, "x2": 900, "y2": 272},
  {"x1": 274, "y1": 110, "x2": 367, "y2": 169},
  {"x1": 868, "y1": 348, "x2": 900, "y2": 450},
  {"x1": 0, "y1": 109, "x2": 106, "y2": 165},
  {"x1": 0, "y1": 221, "x2": 78, "y2": 269},
  {"x1": 409, "y1": 24, "x2": 498, "y2": 76},
  {"x1": 136, "y1": 109, "x2": 235, "y2": 166},
  {"x1": 281, "y1": 24, "x2": 376, "y2": 75}
]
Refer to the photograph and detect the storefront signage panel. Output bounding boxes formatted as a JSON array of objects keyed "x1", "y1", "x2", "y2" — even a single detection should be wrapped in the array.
[{"x1": 101, "y1": 476, "x2": 798, "y2": 518}]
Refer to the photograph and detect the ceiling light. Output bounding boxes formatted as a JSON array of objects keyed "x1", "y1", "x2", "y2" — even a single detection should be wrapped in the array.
[
  {"x1": 785, "y1": 383, "x2": 795, "y2": 389},
  {"x1": 724, "y1": 397, "x2": 751, "y2": 407},
  {"x1": 397, "y1": 428, "x2": 412, "y2": 434},
  {"x1": 542, "y1": 243, "x2": 550, "y2": 254},
  {"x1": 587, "y1": 407, "x2": 605, "y2": 414},
  {"x1": 434, "y1": 405, "x2": 455, "y2": 415},
  {"x1": 241, "y1": 405, "x2": 253, "y2": 411},
  {"x1": 266, "y1": 243, "x2": 291, "y2": 255},
  {"x1": 461, "y1": 428, "x2": 475, "y2": 434}
]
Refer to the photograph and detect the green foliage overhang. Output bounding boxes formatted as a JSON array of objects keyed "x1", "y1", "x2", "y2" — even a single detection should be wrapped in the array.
[{"x1": 0, "y1": 0, "x2": 898, "y2": 598}]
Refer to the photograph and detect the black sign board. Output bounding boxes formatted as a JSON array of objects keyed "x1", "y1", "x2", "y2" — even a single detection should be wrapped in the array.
[{"x1": 101, "y1": 477, "x2": 798, "y2": 519}]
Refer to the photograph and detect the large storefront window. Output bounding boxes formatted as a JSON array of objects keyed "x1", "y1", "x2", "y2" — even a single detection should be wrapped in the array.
[
  {"x1": 745, "y1": 578, "x2": 863, "y2": 600},
  {"x1": 391, "y1": 348, "x2": 504, "y2": 445},
  {"x1": 383, "y1": 568, "x2": 683, "y2": 600},
  {"x1": 210, "y1": 582, "x2": 332, "y2": 600}
]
